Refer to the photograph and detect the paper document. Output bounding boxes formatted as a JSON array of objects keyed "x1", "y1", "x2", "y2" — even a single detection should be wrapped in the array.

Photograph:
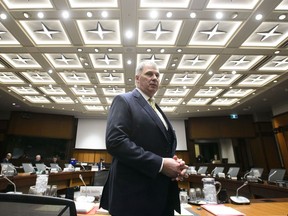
[{"x1": 202, "y1": 204, "x2": 245, "y2": 216}]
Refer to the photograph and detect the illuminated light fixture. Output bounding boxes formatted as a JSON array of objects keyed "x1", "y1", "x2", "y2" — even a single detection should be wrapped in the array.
[
  {"x1": 62, "y1": 10, "x2": 69, "y2": 19},
  {"x1": 232, "y1": 70, "x2": 236, "y2": 74},
  {"x1": 94, "y1": 48, "x2": 99, "y2": 52},
  {"x1": 146, "y1": 48, "x2": 152, "y2": 52},
  {"x1": 101, "y1": 11, "x2": 108, "y2": 18},
  {"x1": 84, "y1": 62, "x2": 89, "y2": 66},
  {"x1": 77, "y1": 48, "x2": 83, "y2": 52},
  {"x1": 150, "y1": 10, "x2": 158, "y2": 19},
  {"x1": 107, "y1": 48, "x2": 113, "y2": 52},
  {"x1": 278, "y1": 14, "x2": 286, "y2": 20},
  {"x1": 48, "y1": 69, "x2": 53, "y2": 74},
  {"x1": 0, "y1": 13, "x2": 7, "y2": 20},
  {"x1": 127, "y1": 60, "x2": 132, "y2": 65},
  {"x1": 160, "y1": 48, "x2": 165, "y2": 53},
  {"x1": 86, "y1": 12, "x2": 93, "y2": 18},
  {"x1": 166, "y1": 12, "x2": 173, "y2": 18},
  {"x1": 208, "y1": 70, "x2": 213, "y2": 75},
  {"x1": 255, "y1": 14, "x2": 263, "y2": 20},
  {"x1": 177, "y1": 48, "x2": 182, "y2": 52},
  {"x1": 125, "y1": 30, "x2": 133, "y2": 39},
  {"x1": 274, "y1": 50, "x2": 280, "y2": 54},
  {"x1": 37, "y1": 12, "x2": 44, "y2": 19},
  {"x1": 171, "y1": 63, "x2": 176, "y2": 67},
  {"x1": 216, "y1": 12, "x2": 223, "y2": 19},
  {"x1": 23, "y1": 12, "x2": 30, "y2": 19},
  {"x1": 190, "y1": 12, "x2": 196, "y2": 18}
]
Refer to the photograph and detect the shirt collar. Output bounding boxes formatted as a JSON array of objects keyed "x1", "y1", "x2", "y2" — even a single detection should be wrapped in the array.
[{"x1": 136, "y1": 88, "x2": 154, "y2": 101}]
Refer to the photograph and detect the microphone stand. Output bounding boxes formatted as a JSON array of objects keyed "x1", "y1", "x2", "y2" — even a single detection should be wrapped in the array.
[
  {"x1": 230, "y1": 181, "x2": 250, "y2": 204},
  {"x1": 0, "y1": 174, "x2": 19, "y2": 194},
  {"x1": 268, "y1": 170, "x2": 277, "y2": 183},
  {"x1": 78, "y1": 174, "x2": 94, "y2": 203}
]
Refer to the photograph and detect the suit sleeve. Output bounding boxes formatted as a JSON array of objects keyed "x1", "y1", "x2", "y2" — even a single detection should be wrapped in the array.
[{"x1": 105, "y1": 95, "x2": 163, "y2": 178}]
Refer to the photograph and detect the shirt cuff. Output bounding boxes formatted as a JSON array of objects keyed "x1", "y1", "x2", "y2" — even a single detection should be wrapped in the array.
[{"x1": 159, "y1": 158, "x2": 164, "y2": 173}]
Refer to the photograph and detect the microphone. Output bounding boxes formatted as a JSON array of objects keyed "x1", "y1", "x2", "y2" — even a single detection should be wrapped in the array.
[
  {"x1": 0, "y1": 174, "x2": 21, "y2": 194},
  {"x1": 76, "y1": 174, "x2": 94, "y2": 203},
  {"x1": 268, "y1": 170, "x2": 277, "y2": 183},
  {"x1": 230, "y1": 181, "x2": 250, "y2": 204},
  {"x1": 243, "y1": 170, "x2": 253, "y2": 180},
  {"x1": 210, "y1": 167, "x2": 216, "y2": 177}
]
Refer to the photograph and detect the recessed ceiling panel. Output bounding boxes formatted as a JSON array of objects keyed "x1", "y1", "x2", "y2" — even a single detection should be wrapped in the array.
[
  {"x1": 19, "y1": 20, "x2": 71, "y2": 45},
  {"x1": 45, "y1": 54, "x2": 83, "y2": 69},
  {"x1": 164, "y1": 88, "x2": 190, "y2": 97},
  {"x1": 211, "y1": 98, "x2": 239, "y2": 106},
  {"x1": 220, "y1": 55, "x2": 264, "y2": 71},
  {"x1": 259, "y1": 56, "x2": 288, "y2": 71},
  {"x1": 39, "y1": 86, "x2": 66, "y2": 95},
  {"x1": 59, "y1": 72, "x2": 91, "y2": 85},
  {"x1": 50, "y1": 96, "x2": 74, "y2": 104},
  {"x1": 89, "y1": 54, "x2": 123, "y2": 69},
  {"x1": 78, "y1": 97, "x2": 101, "y2": 104},
  {"x1": 140, "y1": 0, "x2": 190, "y2": 8},
  {"x1": 96, "y1": 73, "x2": 124, "y2": 85},
  {"x1": 68, "y1": 0, "x2": 118, "y2": 8},
  {"x1": 9, "y1": 86, "x2": 39, "y2": 95},
  {"x1": 1, "y1": 54, "x2": 41, "y2": 69},
  {"x1": 84, "y1": 105, "x2": 105, "y2": 111},
  {"x1": 21, "y1": 72, "x2": 56, "y2": 84},
  {"x1": 206, "y1": 74, "x2": 241, "y2": 86},
  {"x1": 242, "y1": 22, "x2": 288, "y2": 47},
  {"x1": 3, "y1": 0, "x2": 53, "y2": 9},
  {"x1": 195, "y1": 88, "x2": 223, "y2": 97},
  {"x1": 170, "y1": 73, "x2": 202, "y2": 85},
  {"x1": 238, "y1": 74, "x2": 278, "y2": 87},
  {"x1": 24, "y1": 95, "x2": 51, "y2": 103},
  {"x1": 77, "y1": 20, "x2": 121, "y2": 45},
  {"x1": 70, "y1": 87, "x2": 96, "y2": 96},
  {"x1": 102, "y1": 87, "x2": 125, "y2": 96},
  {"x1": 189, "y1": 21, "x2": 242, "y2": 46},
  {"x1": 0, "y1": 23, "x2": 20, "y2": 45},
  {"x1": 138, "y1": 20, "x2": 182, "y2": 45},
  {"x1": 178, "y1": 55, "x2": 216, "y2": 70},
  {"x1": 0, "y1": 72, "x2": 25, "y2": 84},
  {"x1": 137, "y1": 54, "x2": 170, "y2": 69},
  {"x1": 206, "y1": 0, "x2": 260, "y2": 9},
  {"x1": 187, "y1": 98, "x2": 212, "y2": 106},
  {"x1": 223, "y1": 89, "x2": 255, "y2": 97}
]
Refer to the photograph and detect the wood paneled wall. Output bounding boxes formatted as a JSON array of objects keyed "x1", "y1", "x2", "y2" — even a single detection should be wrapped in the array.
[
  {"x1": 272, "y1": 112, "x2": 288, "y2": 172},
  {"x1": 187, "y1": 115, "x2": 256, "y2": 139},
  {"x1": 8, "y1": 111, "x2": 76, "y2": 139},
  {"x1": 73, "y1": 149, "x2": 190, "y2": 165}
]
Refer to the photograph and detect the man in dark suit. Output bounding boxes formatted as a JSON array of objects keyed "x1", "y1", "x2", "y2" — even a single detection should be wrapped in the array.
[{"x1": 100, "y1": 61, "x2": 188, "y2": 216}]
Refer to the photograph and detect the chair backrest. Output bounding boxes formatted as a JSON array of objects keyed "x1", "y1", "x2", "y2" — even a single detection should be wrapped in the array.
[
  {"x1": 22, "y1": 163, "x2": 35, "y2": 173},
  {"x1": 93, "y1": 170, "x2": 109, "y2": 186},
  {"x1": 0, "y1": 193, "x2": 77, "y2": 216},
  {"x1": 226, "y1": 167, "x2": 240, "y2": 178},
  {"x1": 268, "y1": 168, "x2": 286, "y2": 182}
]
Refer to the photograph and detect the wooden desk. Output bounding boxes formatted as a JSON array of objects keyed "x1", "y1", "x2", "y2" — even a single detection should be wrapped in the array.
[
  {"x1": 0, "y1": 171, "x2": 95, "y2": 193},
  {"x1": 81, "y1": 198, "x2": 288, "y2": 216},
  {"x1": 187, "y1": 174, "x2": 288, "y2": 199}
]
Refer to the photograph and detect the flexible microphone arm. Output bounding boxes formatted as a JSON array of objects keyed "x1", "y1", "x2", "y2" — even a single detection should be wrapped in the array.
[
  {"x1": 268, "y1": 170, "x2": 277, "y2": 182},
  {"x1": 243, "y1": 170, "x2": 253, "y2": 179},
  {"x1": 236, "y1": 181, "x2": 248, "y2": 197},
  {"x1": 210, "y1": 167, "x2": 216, "y2": 176},
  {"x1": 0, "y1": 174, "x2": 16, "y2": 193},
  {"x1": 79, "y1": 174, "x2": 87, "y2": 197}
]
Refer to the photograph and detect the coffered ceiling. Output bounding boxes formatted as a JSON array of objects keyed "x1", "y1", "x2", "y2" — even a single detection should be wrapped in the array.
[{"x1": 0, "y1": 0, "x2": 288, "y2": 119}]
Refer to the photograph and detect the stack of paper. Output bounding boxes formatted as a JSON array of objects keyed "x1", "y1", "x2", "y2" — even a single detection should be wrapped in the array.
[{"x1": 202, "y1": 204, "x2": 245, "y2": 216}]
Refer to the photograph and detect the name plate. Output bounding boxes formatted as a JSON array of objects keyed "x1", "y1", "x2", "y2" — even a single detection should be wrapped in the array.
[{"x1": 80, "y1": 186, "x2": 103, "y2": 197}]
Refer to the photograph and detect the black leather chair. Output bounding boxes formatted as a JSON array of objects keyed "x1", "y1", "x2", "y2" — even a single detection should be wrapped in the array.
[{"x1": 0, "y1": 193, "x2": 77, "y2": 216}]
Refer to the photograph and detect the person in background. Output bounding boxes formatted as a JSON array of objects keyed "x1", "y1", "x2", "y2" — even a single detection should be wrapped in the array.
[
  {"x1": 2, "y1": 153, "x2": 12, "y2": 163},
  {"x1": 32, "y1": 154, "x2": 43, "y2": 166},
  {"x1": 100, "y1": 61, "x2": 188, "y2": 216},
  {"x1": 97, "y1": 158, "x2": 105, "y2": 170}
]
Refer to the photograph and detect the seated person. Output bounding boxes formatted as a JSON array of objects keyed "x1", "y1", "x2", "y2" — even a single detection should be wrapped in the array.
[
  {"x1": 2, "y1": 153, "x2": 12, "y2": 163},
  {"x1": 32, "y1": 154, "x2": 43, "y2": 167}
]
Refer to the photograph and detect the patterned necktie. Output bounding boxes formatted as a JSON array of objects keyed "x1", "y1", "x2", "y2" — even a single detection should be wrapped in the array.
[{"x1": 148, "y1": 98, "x2": 156, "y2": 110}]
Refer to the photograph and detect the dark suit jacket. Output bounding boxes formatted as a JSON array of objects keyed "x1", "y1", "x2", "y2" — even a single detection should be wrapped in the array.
[{"x1": 100, "y1": 89, "x2": 180, "y2": 216}]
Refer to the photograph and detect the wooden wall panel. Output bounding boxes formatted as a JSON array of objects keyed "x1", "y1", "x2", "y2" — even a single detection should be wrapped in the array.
[
  {"x1": 187, "y1": 115, "x2": 256, "y2": 139},
  {"x1": 8, "y1": 111, "x2": 76, "y2": 139}
]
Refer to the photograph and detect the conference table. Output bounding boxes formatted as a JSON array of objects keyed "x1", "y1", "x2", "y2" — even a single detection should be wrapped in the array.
[
  {"x1": 77, "y1": 198, "x2": 288, "y2": 216},
  {"x1": 0, "y1": 170, "x2": 95, "y2": 193}
]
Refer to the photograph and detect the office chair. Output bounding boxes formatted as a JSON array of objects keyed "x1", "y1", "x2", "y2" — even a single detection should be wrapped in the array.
[{"x1": 0, "y1": 193, "x2": 77, "y2": 216}]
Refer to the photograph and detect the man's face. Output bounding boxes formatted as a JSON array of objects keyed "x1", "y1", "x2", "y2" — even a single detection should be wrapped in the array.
[{"x1": 136, "y1": 64, "x2": 159, "y2": 98}]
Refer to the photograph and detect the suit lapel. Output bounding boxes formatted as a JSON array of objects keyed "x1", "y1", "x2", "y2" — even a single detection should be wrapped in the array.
[{"x1": 132, "y1": 89, "x2": 174, "y2": 144}]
